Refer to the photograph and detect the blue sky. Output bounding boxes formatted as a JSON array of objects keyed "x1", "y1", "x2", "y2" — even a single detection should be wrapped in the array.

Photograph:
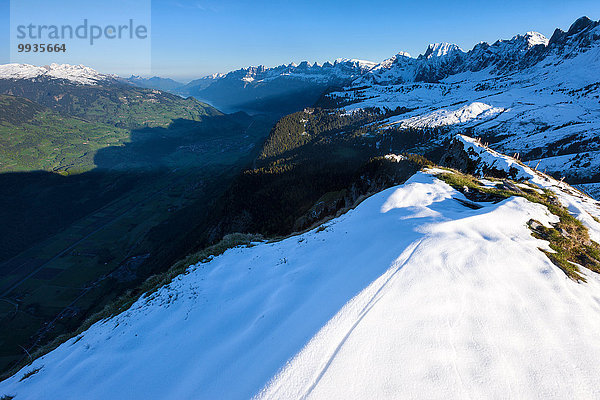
[{"x1": 1, "y1": 0, "x2": 600, "y2": 81}]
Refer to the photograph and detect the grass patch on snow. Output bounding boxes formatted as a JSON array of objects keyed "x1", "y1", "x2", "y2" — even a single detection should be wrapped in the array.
[
  {"x1": 437, "y1": 170, "x2": 600, "y2": 282},
  {"x1": 18, "y1": 367, "x2": 42, "y2": 382}
]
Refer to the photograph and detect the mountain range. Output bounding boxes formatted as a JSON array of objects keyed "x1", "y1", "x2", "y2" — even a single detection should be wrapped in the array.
[
  {"x1": 123, "y1": 17, "x2": 600, "y2": 193},
  {"x1": 172, "y1": 59, "x2": 376, "y2": 114},
  {"x1": 327, "y1": 16, "x2": 600, "y2": 188},
  {"x1": 0, "y1": 63, "x2": 224, "y2": 173}
]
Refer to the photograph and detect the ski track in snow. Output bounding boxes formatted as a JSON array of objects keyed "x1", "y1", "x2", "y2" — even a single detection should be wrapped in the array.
[
  {"x1": 258, "y1": 175, "x2": 600, "y2": 400},
  {"x1": 299, "y1": 240, "x2": 423, "y2": 400},
  {"x1": 3, "y1": 172, "x2": 600, "y2": 399}
]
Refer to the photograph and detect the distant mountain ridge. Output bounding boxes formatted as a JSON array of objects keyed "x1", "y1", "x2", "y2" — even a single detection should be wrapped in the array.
[
  {"x1": 0, "y1": 63, "x2": 223, "y2": 173},
  {"x1": 171, "y1": 58, "x2": 377, "y2": 114},
  {"x1": 124, "y1": 75, "x2": 184, "y2": 92},
  {"x1": 322, "y1": 16, "x2": 600, "y2": 187},
  {"x1": 358, "y1": 16, "x2": 598, "y2": 85},
  {"x1": 0, "y1": 66, "x2": 219, "y2": 130},
  {"x1": 0, "y1": 63, "x2": 116, "y2": 85},
  {"x1": 4, "y1": 16, "x2": 598, "y2": 182},
  {"x1": 123, "y1": 18, "x2": 598, "y2": 114},
  {"x1": 122, "y1": 16, "x2": 599, "y2": 92}
]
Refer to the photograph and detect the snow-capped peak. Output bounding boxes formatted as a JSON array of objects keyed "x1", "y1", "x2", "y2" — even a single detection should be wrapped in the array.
[
  {"x1": 422, "y1": 42, "x2": 463, "y2": 58},
  {"x1": 0, "y1": 63, "x2": 111, "y2": 85},
  {"x1": 364, "y1": 51, "x2": 412, "y2": 75},
  {"x1": 524, "y1": 31, "x2": 549, "y2": 47},
  {"x1": 333, "y1": 58, "x2": 378, "y2": 69},
  {"x1": 204, "y1": 72, "x2": 225, "y2": 80}
]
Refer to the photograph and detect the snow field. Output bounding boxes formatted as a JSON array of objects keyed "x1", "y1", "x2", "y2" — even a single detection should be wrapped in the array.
[{"x1": 3, "y1": 173, "x2": 600, "y2": 399}]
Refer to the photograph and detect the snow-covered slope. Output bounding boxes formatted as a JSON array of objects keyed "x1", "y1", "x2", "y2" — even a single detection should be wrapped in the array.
[
  {"x1": 391, "y1": 101, "x2": 505, "y2": 129},
  {"x1": 2, "y1": 166, "x2": 600, "y2": 399},
  {"x1": 328, "y1": 16, "x2": 600, "y2": 182},
  {"x1": 0, "y1": 63, "x2": 113, "y2": 85},
  {"x1": 579, "y1": 182, "x2": 600, "y2": 200}
]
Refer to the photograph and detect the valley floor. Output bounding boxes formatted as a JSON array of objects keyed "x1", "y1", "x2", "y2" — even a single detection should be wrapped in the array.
[{"x1": 2, "y1": 172, "x2": 600, "y2": 399}]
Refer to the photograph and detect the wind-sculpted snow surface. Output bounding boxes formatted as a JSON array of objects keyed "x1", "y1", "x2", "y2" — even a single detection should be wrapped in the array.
[
  {"x1": 3, "y1": 172, "x2": 600, "y2": 399},
  {"x1": 258, "y1": 180, "x2": 600, "y2": 400}
]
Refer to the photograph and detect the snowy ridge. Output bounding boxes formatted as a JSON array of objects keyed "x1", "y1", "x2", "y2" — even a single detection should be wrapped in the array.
[
  {"x1": 525, "y1": 31, "x2": 550, "y2": 47},
  {"x1": 204, "y1": 72, "x2": 226, "y2": 80},
  {"x1": 352, "y1": 30, "x2": 551, "y2": 85},
  {"x1": 456, "y1": 134, "x2": 537, "y2": 180},
  {"x1": 2, "y1": 168, "x2": 600, "y2": 399},
  {"x1": 357, "y1": 51, "x2": 416, "y2": 84},
  {"x1": 453, "y1": 134, "x2": 600, "y2": 243},
  {"x1": 353, "y1": 17, "x2": 597, "y2": 86},
  {"x1": 333, "y1": 58, "x2": 378, "y2": 69},
  {"x1": 0, "y1": 63, "x2": 112, "y2": 85},
  {"x1": 258, "y1": 176, "x2": 600, "y2": 400}
]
